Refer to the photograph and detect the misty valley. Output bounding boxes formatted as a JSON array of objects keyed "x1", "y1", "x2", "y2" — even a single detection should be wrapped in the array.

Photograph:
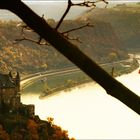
[{"x1": 0, "y1": 1, "x2": 140, "y2": 139}]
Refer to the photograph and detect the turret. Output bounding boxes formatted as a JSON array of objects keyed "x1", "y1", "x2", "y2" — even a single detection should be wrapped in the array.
[
  {"x1": 16, "y1": 72, "x2": 20, "y2": 91},
  {"x1": 9, "y1": 71, "x2": 12, "y2": 78}
]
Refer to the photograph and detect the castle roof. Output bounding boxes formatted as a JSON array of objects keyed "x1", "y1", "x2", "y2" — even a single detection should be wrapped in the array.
[{"x1": 0, "y1": 74, "x2": 15, "y2": 88}]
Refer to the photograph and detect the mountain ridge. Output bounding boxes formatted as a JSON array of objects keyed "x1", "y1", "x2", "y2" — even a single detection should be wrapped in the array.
[{"x1": 77, "y1": 4, "x2": 140, "y2": 51}]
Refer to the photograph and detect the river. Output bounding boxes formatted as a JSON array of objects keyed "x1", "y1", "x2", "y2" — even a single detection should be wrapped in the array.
[{"x1": 21, "y1": 65, "x2": 140, "y2": 139}]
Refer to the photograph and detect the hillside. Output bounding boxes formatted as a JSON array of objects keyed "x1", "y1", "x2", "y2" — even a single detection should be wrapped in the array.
[
  {"x1": 59, "y1": 19, "x2": 126, "y2": 62},
  {"x1": 0, "y1": 18, "x2": 127, "y2": 75},
  {"x1": 77, "y1": 3, "x2": 140, "y2": 51},
  {"x1": 0, "y1": 21, "x2": 74, "y2": 75}
]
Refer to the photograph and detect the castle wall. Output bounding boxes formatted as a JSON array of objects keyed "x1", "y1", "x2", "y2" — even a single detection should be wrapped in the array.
[
  {"x1": 20, "y1": 104, "x2": 35, "y2": 117},
  {"x1": 0, "y1": 88, "x2": 20, "y2": 108},
  {"x1": 0, "y1": 72, "x2": 34, "y2": 116}
]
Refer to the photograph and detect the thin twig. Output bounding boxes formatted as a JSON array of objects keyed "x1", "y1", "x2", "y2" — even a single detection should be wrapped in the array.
[
  {"x1": 61, "y1": 22, "x2": 93, "y2": 43},
  {"x1": 15, "y1": 36, "x2": 49, "y2": 45},
  {"x1": 72, "y1": 1, "x2": 96, "y2": 7},
  {"x1": 62, "y1": 22, "x2": 94, "y2": 34},
  {"x1": 16, "y1": 14, "x2": 49, "y2": 45},
  {"x1": 16, "y1": 0, "x2": 107, "y2": 44},
  {"x1": 55, "y1": 0, "x2": 108, "y2": 30},
  {"x1": 55, "y1": 0, "x2": 72, "y2": 30},
  {"x1": 63, "y1": 34, "x2": 82, "y2": 43}
]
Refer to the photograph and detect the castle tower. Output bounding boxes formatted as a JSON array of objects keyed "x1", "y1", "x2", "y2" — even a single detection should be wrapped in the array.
[
  {"x1": 0, "y1": 71, "x2": 35, "y2": 117},
  {"x1": 0, "y1": 72, "x2": 21, "y2": 112},
  {"x1": 15, "y1": 71, "x2": 20, "y2": 92}
]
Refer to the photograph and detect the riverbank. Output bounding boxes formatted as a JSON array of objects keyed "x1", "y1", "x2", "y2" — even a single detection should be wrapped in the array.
[
  {"x1": 21, "y1": 57, "x2": 139, "y2": 98},
  {"x1": 21, "y1": 62, "x2": 140, "y2": 139}
]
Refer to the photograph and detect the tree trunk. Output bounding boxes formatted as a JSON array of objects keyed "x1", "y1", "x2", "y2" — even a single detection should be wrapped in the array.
[{"x1": 2, "y1": 1, "x2": 140, "y2": 114}]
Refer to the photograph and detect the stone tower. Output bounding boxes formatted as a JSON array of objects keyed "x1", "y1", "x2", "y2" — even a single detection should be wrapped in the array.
[{"x1": 0, "y1": 72, "x2": 21, "y2": 111}]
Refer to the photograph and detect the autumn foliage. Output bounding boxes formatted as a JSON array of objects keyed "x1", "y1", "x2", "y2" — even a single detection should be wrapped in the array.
[
  {"x1": 0, "y1": 125, "x2": 10, "y2": 140},
  {"x1": 0, "y1": 115, "x2": 74, "y2": 140}
]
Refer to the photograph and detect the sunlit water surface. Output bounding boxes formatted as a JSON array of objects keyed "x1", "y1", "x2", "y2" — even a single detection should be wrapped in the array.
[{"x1": 21, "y1": 67, "x2": 140, "y2": 139}]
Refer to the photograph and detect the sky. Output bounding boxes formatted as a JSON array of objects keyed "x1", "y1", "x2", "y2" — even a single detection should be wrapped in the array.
[{"x1": 0, "y1": 0, "x2": 139, "y2": 21}]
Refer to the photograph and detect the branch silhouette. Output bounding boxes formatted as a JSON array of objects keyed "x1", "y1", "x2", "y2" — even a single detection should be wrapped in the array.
[
  {"x1": 55, "y1": 0, "x2": 108, "y2": 30},
  {"x1": 0, "y1": 0, "x2": 139, "y2": 114},
  {"x1": 62, "y1": 22, "x2": 94, "y2": 34}
]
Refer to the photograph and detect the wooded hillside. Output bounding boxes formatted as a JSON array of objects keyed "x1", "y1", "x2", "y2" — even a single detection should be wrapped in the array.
[{"x1": 0, "y1": 19, "x2": 127, "y2": 75}]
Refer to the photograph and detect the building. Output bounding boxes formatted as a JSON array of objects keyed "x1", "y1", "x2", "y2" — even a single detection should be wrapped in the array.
[
  {"x1": 0, "y1": 72, "x2": 20, "y2": 109},
  {"x1": 0, "y1": 72, "x2": 34, "y2": 117}
]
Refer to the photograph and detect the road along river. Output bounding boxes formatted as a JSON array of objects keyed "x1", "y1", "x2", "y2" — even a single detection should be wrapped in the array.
[{"x1": 21, "y1": 67, "x2": 140, "y2": 139}]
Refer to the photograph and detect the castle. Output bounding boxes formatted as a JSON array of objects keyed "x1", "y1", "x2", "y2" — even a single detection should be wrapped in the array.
[{"x1": 0, "y1": 72, "x2": 34, "y2": 117}]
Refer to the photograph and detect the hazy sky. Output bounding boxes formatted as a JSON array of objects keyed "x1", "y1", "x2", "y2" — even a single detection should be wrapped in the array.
[{"x1": 1, "y1": 0, "x2": 139, "y2": 21}]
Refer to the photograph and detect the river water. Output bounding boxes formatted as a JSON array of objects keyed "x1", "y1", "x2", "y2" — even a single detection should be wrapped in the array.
[{"x1": 21, "y1": 66, "x2": 140, "y2": 139}]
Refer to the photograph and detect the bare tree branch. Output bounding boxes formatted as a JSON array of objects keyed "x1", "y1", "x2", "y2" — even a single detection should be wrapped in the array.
[
  {"x1": 63, "y1": 34, "x2": 82, "y2": 43},
  {"x1": 61, "y1": 22, "x2": 93, "y2": 43},
  {"x1": 62, "y1": 22, "x2": 94, "y2": 34},
  {"x1": 15, "y1": 1, "x2": 95, "y2": 44},
  {"x1": 55, "y1": 0, "x2": 72, "y2": 30},
  {"x1": 15, "y1": 35, "x2": 49, "y2": 45},
  {"x1": 16, "y1": 21, "x2": 93, "y2": 44},
  {"x1": 16, "y1": 15, "x2": 49, "y2": 45},
  {"x1": 55, "y1": 0, "x2": 108, "y2": 30},
  {"x1": 0, "y1": 0, "x2": 139, "y2": 114}
]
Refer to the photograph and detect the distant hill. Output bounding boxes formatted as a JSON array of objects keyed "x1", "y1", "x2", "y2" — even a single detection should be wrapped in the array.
[
  {"x1": 77, "y1": 4, "x2": 140, "y2": 51},
  {"x1": 59, "y1": 19, "x2": 126, "y2": 62}
]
